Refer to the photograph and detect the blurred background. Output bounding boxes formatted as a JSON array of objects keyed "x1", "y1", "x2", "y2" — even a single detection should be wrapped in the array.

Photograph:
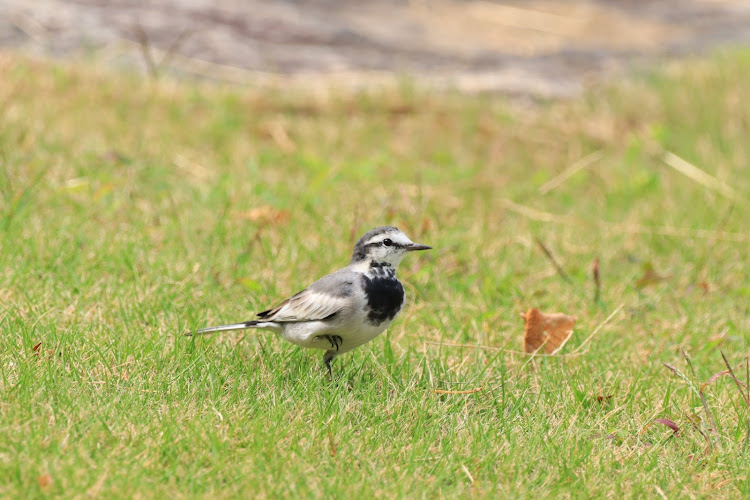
[
  {"x1": 2, "y1": 0, "x2": 750, "y2": 96},
  {"x1": 2, "y1": 3, "x2": 750, "y2": 497}
]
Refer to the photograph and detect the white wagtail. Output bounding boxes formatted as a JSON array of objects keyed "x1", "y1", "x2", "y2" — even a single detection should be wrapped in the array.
[{"x1": 187, "y1": 226, "x2": 431, "y2": 377}]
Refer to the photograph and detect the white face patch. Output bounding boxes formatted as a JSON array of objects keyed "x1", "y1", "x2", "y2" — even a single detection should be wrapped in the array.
[
  {"x1": 350, "y1": 226, "x2": 428, "y2": 266},
  {"x1": 361, "y1": 230, "x2": 416, "y2": 267},
  {"x1": 365, "y1": 231, "x2": 412, "y2": 248}
]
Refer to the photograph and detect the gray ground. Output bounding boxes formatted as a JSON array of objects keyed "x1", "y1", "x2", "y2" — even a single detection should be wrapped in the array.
[{"x1": 1, "y1": 0, "x2": 750, "y2": 96}]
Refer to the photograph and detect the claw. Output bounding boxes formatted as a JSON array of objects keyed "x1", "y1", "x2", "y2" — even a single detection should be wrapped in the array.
[{"x1": 321, "y1": 335, "x2": 343, "y2": 351}]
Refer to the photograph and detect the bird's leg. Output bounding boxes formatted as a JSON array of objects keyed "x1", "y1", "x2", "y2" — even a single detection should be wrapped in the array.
[{"x1": 323, "y1": 351, "x2": 337, "y2": 380}]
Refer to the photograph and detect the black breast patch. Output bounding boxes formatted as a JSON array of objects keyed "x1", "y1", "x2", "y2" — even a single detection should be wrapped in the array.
[{"x1": 361, "y1": 270, "x2": 405, "y2": 326}]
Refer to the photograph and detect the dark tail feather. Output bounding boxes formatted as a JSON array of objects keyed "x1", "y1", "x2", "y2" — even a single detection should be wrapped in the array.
[{"x1": 184, "y1": 321, "x2": 259, "y2": 336}]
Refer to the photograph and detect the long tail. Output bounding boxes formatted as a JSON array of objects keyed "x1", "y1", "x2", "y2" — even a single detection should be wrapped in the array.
[{"x1": 185, "y1": 320, "x2": 260, "y2": 336}]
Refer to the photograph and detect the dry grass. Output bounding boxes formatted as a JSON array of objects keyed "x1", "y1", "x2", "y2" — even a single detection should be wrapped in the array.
[{"x1": 0, "y1": 49, "x2": 748, "y2": 497}]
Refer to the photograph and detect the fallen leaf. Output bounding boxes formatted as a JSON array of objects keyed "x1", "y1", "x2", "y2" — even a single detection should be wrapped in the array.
[
  {"x1": 653, "y1": 418, "x2": 680, "y2": 435},
  {"x1": 635, "y1": 262, "x2": 671, "y2": 289},
  {"x1": 522, "y1": 308, "x2": 576, "y2": 354},
  {"x1": 37, "y1": 474, "x2": 53, "y2": 488},
  {"x1": 235, "y1": 206, "x2": 290, "y2": 225}
]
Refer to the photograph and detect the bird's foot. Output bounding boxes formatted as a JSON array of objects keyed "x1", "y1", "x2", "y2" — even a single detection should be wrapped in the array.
[{"x1": 321, "y1": 335, "x2": 343, "y2": 351}]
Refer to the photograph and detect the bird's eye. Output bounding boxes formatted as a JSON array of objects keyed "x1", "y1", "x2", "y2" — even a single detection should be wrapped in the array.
[{"x1": 382, "y1": 238, "x2": 393, "y2": 246}]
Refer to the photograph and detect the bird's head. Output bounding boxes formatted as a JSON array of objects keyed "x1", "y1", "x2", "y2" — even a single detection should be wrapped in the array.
[{"x1": 351, "y1": 226, "x2": 431, "y2": 268}]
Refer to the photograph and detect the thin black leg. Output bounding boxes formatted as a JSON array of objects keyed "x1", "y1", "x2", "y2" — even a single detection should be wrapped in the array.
[{"x1": 323, "y1": 351, "x2": 336, "y2": 380}]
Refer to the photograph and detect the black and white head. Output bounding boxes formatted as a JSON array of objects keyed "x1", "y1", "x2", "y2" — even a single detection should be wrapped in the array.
[{"x1": 351, "y1": 226, "x2": 431, "y2": 268}]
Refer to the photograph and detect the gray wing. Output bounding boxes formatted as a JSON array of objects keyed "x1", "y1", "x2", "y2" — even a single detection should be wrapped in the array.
[{"x1": 256, "y1": 268, "x2": 357, "y2": 323}]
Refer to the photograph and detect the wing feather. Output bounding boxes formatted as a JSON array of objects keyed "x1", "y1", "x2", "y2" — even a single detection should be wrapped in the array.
[{"x1": 258, "y1": 288, "x2": 346, "y2": 323}]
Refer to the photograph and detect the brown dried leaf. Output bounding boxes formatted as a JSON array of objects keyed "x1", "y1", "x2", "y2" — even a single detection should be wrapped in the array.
[
  {"x1": 235, "y1": 206, "x2": 290, "y2": 225},
  {"x1": 635, "y1": 262, "x2": 671, "y2": 289},
  {"x1": 522, "y1": 308, "x2": 576, "y2": 354}
]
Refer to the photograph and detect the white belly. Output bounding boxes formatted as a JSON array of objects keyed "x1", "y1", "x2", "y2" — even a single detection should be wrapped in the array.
[{"x1": 277, "y1": 316, "x2": 394, "y2": 353}]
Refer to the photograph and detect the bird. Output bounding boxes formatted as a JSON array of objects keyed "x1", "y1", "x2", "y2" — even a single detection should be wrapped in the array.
[{"x1": 186, "y1": 226, "x2": 431, "y2": 378}]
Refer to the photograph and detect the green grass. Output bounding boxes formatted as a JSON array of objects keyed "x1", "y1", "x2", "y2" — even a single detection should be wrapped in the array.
[{"x1": 1, "y1": 49, "x2": 749, "y2": 498}]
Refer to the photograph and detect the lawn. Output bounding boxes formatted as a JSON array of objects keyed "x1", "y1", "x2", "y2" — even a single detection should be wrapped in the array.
[{"x1": 1, "y1": 49, "x2": 748, "y2": 498}]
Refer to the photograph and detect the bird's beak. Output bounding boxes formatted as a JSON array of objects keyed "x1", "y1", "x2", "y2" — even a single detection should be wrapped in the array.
[{"x1": 406, "y1": 243, "x2": 432, "y2": 251}]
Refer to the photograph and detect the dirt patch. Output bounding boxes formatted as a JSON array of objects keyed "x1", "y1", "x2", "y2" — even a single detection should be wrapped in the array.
[{"x1": 2, "y1": 0, "x2": 749, "y2": 95}]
